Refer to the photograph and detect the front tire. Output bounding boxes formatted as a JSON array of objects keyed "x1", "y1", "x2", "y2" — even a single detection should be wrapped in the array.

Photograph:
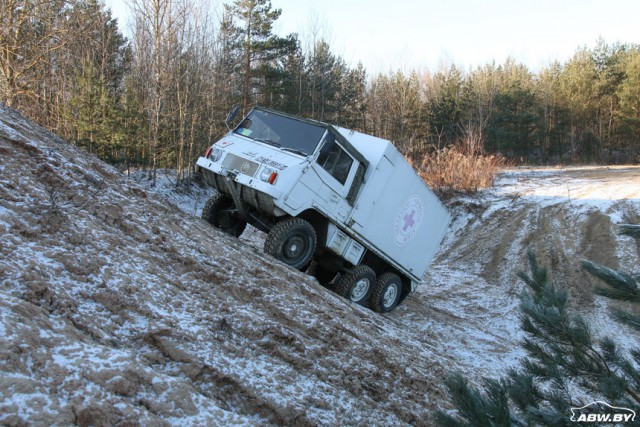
[
  {"x1": 201, "y1": 193, "x2": 246, "y2": 237},
  {"x1": 334, "y1": 265, "x2": 375, "y2": 305},
  {"x1": 369, "y1": 272, "x2": 402, "y2": 313},
  {"x1": 264, "y1": 218, "x2": 316, "y2": 270}
]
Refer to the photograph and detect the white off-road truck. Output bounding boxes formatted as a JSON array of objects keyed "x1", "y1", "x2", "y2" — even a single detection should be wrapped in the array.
[{"x1": 196, "y1": 107, "x2": 450, "y2": 312}]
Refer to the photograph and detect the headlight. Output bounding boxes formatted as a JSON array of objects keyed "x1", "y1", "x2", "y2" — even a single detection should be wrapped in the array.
[
  {"x1": 260, "y1": 167, "x2": 278, "y2": 184},
  {"x1": 210, "y1": 148, "x2": 223, "y2": 162},
  {"x1": 260, "y1": 167, "x2": 274, "y2": 182}
]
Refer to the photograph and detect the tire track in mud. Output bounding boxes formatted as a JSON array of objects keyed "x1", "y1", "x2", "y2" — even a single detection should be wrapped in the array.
[
  {"x1": 413, "y1": 170, "x2": 640, "y2": 382},
  {"x1": 481, "y1": 208, "x2": 530, "y2": 283}
]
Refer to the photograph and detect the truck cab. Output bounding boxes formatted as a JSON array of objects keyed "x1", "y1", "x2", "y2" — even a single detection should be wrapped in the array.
[{"x1": 196, "y1": 107, "x2": 450, "y2": 312}]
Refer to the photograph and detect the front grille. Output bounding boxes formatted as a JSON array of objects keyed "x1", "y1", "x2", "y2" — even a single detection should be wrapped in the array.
[{"x1": 222, "y1": 154, "x2": 259, "y2": 177}]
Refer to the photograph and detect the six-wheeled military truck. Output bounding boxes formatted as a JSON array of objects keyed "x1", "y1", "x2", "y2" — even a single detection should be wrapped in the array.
[{"x1": 196, "y1": 107, "x2": 450, "y2": 312}]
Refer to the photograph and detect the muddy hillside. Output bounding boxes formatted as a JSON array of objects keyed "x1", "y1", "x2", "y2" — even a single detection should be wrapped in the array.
[
  {"x1": 0, "y1": 106, "x2": 454, "y2": 425},
  {"x1": 2, "y1": 103, "x2": 640, "y2": 425}
]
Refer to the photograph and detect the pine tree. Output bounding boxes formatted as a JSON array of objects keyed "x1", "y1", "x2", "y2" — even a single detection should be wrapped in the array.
[
  {"x1": 341, "y1": 62, "x2": 367, "y2": 131},
  {"x1": 225, "y1": 0, "x2": 297, "y2": 110},
  {"x1": 424, "y1": 65, "x2": 464, "y2": 148},
  {"x1": 434, "y1": 373, "x2": 518, "y2": 427},
  {"x1": 484, "y1": 58, "x2": 537, "y2": 162},
  {"x1": 65, "y1": 0, "x2": 130, "y2": 163},
  {"x1": 616, "y1": 50, "x2": 640, "y2": 152},
  {"x1": 437, "y1": 245, "x2": 640, "y2": 426}
]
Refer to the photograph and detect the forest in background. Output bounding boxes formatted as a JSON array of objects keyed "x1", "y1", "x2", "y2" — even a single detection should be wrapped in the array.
[{"x1": 2, "y1": 0, "x2": 640, "y2": 185}]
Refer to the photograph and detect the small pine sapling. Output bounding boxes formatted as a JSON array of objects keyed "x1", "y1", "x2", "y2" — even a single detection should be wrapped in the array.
[
  {"x1": 437, "y1": 248, "x2": 640, "y2": 426},
  {"x1": 582, "y1": 259, "x2": 640, "y2": 408},
  {"x1": 434, "y1": 373, "x2": 517, "y2": 427}
]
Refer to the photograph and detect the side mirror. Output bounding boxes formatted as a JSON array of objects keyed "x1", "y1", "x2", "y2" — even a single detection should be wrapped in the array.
[{"x1": 225, "y1": 105, "x2": 241, "y2": 130}]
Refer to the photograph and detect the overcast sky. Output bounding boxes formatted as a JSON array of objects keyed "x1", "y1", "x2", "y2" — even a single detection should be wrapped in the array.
[{"x1": 105, "y1": 0, "x2": 640, "y2": 74}]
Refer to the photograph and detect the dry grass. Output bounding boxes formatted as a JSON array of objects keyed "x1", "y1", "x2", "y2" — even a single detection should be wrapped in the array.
[{"x1": 411, "y1": 145, "x2": 508, "y2": 195}]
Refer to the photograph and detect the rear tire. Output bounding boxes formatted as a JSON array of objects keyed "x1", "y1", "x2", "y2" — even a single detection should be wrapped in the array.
[
  {"x1": 201, "y1": 193, "x2": 246, "y2": 237},
  {"x1": 334, "y1": 265, "x2": 375, "y2": 305},
  {"x1": 369, "y1": 272, "x2": 402, "y2": 313},
  {"x1": 306, "y1": 259, "x2": 337, "y2": 287},
  {"x1": 264, "y1": 218, "x2": 316, "y2": 270}
]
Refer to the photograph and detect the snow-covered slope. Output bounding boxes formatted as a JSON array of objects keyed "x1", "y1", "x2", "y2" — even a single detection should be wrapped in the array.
[
  {"x1": 0, "y1": 105, "x2": 451, "y2": 425},
  {"x1": 1, "y1": 104, "x2": 639, "y2": 425},
  {"x1": 417, "y1": 166, "x2": 640, "y2": 377}
]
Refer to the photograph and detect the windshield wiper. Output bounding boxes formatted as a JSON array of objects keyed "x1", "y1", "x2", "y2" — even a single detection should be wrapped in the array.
[
  {"x1": 255, "y1": 137, "x2": 281, "y2": 148},
  {"x1": 281, "y1": 147, "x2": 308, "y2": 157}
]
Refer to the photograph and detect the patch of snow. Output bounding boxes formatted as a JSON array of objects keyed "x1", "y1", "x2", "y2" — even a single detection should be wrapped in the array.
[{"x1": 0, "y1": 118, "x2": 24, "y2": 141}]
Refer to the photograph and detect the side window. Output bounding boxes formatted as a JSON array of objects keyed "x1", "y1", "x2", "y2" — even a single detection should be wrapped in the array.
[{"x1": 316, "y1": 134, "x2": 353, "y2": 185}]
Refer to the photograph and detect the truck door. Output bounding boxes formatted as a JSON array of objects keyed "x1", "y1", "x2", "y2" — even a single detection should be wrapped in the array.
[{"x1": 304, "y1": 132, "x2": 357, "y2": 223}]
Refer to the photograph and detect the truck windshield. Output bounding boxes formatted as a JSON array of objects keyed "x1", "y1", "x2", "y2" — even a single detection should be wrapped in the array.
[{"x1": 234, "y1": 109, "x2": 326, "y2": 156}]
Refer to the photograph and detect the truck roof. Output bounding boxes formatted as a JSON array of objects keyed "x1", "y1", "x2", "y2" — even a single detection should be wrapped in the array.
[
  {"x1": 252, "y1": 107, "x2": 394, "y2": 169},
  {"x1": 334, "y1": 126, "x2": 395, "y2": 168}
]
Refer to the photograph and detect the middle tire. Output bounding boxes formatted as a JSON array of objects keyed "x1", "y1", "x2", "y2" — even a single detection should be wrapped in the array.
[
  {"x1": 264, "y1": 218, "x2": 316, "y2": 270},
  {"x1": 334, "y1": 265, "x2": 375, "y2": 305}
]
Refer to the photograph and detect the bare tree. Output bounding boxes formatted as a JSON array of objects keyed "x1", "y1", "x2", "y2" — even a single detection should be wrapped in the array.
[
  {"x1": 130, "y1": 0, "x2": 187, "y2": 185},
  {"x1": 0, "y1": 0, "x2": 70, "y2": 107}
]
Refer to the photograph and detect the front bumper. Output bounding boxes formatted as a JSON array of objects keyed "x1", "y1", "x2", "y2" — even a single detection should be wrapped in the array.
[{"x1": 197, "y1": 157, "x2": 283, "y2": 216}]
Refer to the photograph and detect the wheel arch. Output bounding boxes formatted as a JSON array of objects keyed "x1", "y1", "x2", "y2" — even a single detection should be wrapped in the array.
[{"x1": 295, "y1": 208, "x2": 330, "y2": 248}]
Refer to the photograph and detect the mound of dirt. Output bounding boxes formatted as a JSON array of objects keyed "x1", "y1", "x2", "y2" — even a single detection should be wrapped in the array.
[
  {"x1": 0, "y1": 106, "x2": 453, "y2": 425},
  {"x1": 2, "y1": 104, "x2": 639, "y2": 425}
]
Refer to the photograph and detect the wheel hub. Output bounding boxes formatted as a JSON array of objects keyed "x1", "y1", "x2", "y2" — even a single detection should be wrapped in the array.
[
  {"x1": 382, "y1": 283, "x2": 398, "y2": 308},
  {"x1": 284, "y1": 235, "x2": 305, "y2": 259},
  {"x1": 350, "y1": 278, "x2": 370, "y2": 301}
]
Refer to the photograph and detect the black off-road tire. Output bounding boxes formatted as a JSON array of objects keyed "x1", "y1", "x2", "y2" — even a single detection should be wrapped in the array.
[
  {"x1": 334, "y1": 265, "x2": 376, "y2": 305},
  {"x1": 369, "y1": 272, "x2": 402, "y2": 313},
  {"x1": 201, "y1": 193, "x2": 246, "y2": 237},
  {"x1": 264, "y1": 218, "x2": 316, "y2": 270}
]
